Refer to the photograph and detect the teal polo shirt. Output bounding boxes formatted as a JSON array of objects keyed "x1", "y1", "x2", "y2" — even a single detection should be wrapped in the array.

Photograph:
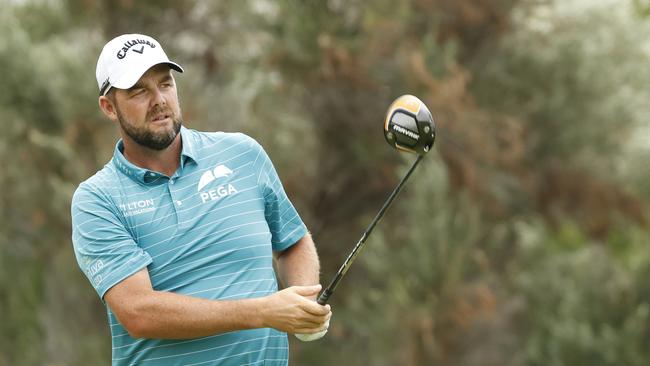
[{"x1": 71, "y1": 126, "x2": 307, "y2": 365}]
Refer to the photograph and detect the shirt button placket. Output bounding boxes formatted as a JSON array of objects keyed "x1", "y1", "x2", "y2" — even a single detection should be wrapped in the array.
[{"x1": 169, "y1": 177, "x2": 186, "y2": 228}]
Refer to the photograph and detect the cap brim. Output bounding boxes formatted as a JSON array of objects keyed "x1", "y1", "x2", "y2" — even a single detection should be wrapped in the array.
[{"x1": 111, "y1": 61, "x2": 184, "y2": 90}]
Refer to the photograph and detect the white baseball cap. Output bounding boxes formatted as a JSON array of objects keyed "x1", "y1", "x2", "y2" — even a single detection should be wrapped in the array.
[{"x1": 96, "y1": 33, "x2": 184, "y2": 96}]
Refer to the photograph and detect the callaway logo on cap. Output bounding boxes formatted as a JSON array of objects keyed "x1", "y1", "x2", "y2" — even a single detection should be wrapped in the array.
[{"x1": 96, "y1": 33, "x2": 184, "y2": 96}]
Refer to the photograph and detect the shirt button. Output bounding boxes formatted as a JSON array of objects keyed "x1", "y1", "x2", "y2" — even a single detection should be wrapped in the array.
[
  {"x1": 176, "y1": 200, "x2": 182, "y2": 206},
  {"x1": 170, "y1": 179, "x2": 175, "y2": 185}
]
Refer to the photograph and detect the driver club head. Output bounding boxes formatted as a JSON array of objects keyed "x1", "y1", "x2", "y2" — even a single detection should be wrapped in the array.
[{"x1": 384, "y1": 94, "x2": 436, "y2": 155}]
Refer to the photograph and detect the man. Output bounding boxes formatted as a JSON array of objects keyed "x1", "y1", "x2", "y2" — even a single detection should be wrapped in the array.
[{"x1": 71, "y1": 33, "x2": 331, "y2": 365}]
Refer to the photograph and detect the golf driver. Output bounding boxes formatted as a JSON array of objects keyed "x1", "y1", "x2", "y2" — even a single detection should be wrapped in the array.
[{"x1": 296, "y1": 94, "x2": 436, "y2": 341}]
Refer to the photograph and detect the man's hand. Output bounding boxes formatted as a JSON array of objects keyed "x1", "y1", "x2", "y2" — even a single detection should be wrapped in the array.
[
  {"x1": 261, "y1": 285, "x2": 331, "y2": 334},
  {"x1": 295, "y1": 316, "x2": 330, "y2": 341}
]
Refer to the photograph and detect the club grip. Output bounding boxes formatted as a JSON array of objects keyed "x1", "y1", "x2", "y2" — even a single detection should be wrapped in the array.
[{"x1": 317, "y1": 288, "x2": 332, "y2": 305}]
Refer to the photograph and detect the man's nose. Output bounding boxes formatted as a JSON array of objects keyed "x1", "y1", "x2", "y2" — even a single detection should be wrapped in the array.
[{"x1": 150, "y1": 87, "x2": 166, "y2": 107}]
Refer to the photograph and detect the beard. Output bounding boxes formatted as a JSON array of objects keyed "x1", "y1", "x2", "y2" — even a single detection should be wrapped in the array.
[{"x1": 115, "y1": 103, "x2": 182, "y2": 151}]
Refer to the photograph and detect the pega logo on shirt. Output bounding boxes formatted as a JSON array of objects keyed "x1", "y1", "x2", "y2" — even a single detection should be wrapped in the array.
[
  {"x1": 200, "y1": 184, "x2": 238, "y2": 203},
  {"x1": 119, "y1": 199, "x2": 156, "y2": 217},
  {"x1": 197, "y1": 164, "x2": 238, "y2": 203},
  {"x1": 197, "y1": 165, "x2": 233, "y2": 191}
]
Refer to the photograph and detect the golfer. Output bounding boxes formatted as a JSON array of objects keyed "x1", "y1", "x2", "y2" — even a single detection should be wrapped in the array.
[{"x1": 71, "y1": 33, "x2": 331, "y2": 365}]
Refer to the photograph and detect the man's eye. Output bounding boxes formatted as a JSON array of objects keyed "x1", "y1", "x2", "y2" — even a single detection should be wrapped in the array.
[{"x1": 161, "y1": 82, "x2": 172, "y2": 88}]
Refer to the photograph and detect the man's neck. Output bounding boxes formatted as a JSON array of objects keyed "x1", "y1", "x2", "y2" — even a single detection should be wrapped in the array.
[{"x1": 122, "y1": 134, "x2": 182, "y2": 177}]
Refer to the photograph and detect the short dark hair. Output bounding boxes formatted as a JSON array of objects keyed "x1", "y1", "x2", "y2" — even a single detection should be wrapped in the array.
[{"x1": 105, "y1": 88, "x2": 117, "y2": 104}]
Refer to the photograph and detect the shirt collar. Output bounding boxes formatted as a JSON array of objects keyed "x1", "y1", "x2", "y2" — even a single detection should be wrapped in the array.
[
  {"x1": 111, "y1": 126, "x2": 197, "y2": 184},
  {"x1": 179, "y1": 125, "x2": 197, "y2": 167}
]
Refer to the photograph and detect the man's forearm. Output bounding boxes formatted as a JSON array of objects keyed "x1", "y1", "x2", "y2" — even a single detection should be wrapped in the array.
[
  {"x1": 275, "y1": 233, "x2": 321, "y2": 291},
  {"x1": 276, "y1": 233, "x2": 332, "y2": 341},
  {"x1": 118, "y1": 290, "x2": 266, "y2": 339},
  {"x1": 106, "y1": 264, "x2": 329, "y2": 340}
]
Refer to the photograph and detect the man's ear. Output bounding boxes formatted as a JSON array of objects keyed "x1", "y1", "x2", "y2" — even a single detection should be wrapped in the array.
[{"x1": 98, "y1": 95, "x2": 118, "y2": 121}]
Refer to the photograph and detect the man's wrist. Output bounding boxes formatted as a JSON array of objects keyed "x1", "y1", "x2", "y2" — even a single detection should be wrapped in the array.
[{"x1": 246, "y1": 296, "x2": 269, "y2": 329}]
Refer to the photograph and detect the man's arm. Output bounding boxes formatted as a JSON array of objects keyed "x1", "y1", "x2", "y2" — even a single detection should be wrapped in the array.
[
  {"x1": 104, "y1": 268, "x2": 330, "y2": 339},
  {"x1": 274, "y1": 233, "x2": 321, "y2": 297},
  {"x1": 275, "y1": 232, "x2": 333, "y2": 341}
]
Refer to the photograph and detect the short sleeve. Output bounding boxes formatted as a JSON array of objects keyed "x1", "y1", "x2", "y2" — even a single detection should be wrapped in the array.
[
  {"x1": 252, "y1": 140, "x2": 308, "y2": 251},
  {"x1": 71, "y1": 185, "x2": 152, "y2": 300}
]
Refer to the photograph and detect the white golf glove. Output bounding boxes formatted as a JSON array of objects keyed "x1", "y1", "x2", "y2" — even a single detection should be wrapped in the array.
[{"x1": 295, "y1": 317, "x2": 330, "y2": 342}]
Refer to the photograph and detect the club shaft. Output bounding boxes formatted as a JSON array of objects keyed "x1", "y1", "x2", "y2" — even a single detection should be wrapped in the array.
[{"x1": 317, "y1": 154, "x2": 424, "y2": 305}]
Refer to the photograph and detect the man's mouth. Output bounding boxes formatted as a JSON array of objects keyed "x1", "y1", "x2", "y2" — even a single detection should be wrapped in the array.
[{"x1": 151, "y1": 113, "x2": 171, "y2": 123}]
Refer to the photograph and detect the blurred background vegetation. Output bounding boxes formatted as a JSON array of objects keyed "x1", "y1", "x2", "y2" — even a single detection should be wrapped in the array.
[{"x1": 2, "y1": 0, "x2": 650, "y2": 365}]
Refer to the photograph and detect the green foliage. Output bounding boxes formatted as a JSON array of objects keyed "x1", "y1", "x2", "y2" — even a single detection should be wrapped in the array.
[
  {"x1": 0, "y1": 4, "x2": 109, "y2": 364},
  {"x1": 633, "y1": 0, "x2": 650, "y2": 17},
  {"x1": 472, "y1": 0, "x2": 650, "y2": 167},
  {"x1": 515, "y1": 221, "x2": 650, "y2": 366}
]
